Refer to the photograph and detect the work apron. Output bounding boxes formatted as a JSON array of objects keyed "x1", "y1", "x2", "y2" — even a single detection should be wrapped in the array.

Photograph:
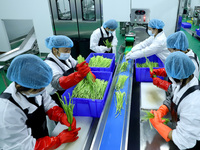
[
  {"x1": 171, "y1": 84, "x2": 200, "y2": 150},
  {"x1": 98, "y1": 28, "x2": 113, "y2": 53},
  {"x1": 0, "y1": 93, "x2": 48, "y2": 139},
  {"x1": 45, "y1": 57, "x2": 75, "y2": 107}
]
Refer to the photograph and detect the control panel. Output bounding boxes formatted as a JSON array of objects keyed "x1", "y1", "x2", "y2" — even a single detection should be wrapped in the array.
[{"x1": 130, "y1": 9, "x2": 150, "y2": 24}]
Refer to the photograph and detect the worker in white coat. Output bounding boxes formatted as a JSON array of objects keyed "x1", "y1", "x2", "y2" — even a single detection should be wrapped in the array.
[
  {"x1": 150, "y1": 51, "x2": 200, "y2": 150},
  {"x1": 90, "y1": 19, "x2": 118, "y2": 54},
  {"x1": 125, "y1": 19, "x2": 170, "y2": 63},
  {"x1": 0, "y1": 54, "x2": 80, "y2": 150},
  {"x1": 150, "y1": 31, "x2": 200, "y2": 92},
  {"x1": 45, "y1": 35, "x2": 95, "y2": 106}
]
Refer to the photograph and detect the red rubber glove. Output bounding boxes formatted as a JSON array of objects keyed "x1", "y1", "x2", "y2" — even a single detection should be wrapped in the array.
[
  {"x1": 150, "y1": 105, "x2": 169, "y2": 123},
  {"x1": 34, "y1": 128, "x2": 81, "y2": 150},
  {"x1": 150, "y1": 68, "x2": 167, "y2": 78},
  {"x1": 152, "y1": 77, "x2": 171, "y2": 91},
  {"x1": 76, "y1": 61, "x2": 96, "y2": 80},
  {"x1": 47, "y1": 106, "x2": 76, "y2": 130},
  {"x1": 150, "y1": 111, "x2": 172, "y2": 142},
  {"x1": 59, "y1": 63, "x2": 91, "y2": 89}
]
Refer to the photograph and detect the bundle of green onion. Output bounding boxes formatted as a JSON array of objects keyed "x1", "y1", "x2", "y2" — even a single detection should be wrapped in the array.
[
  {"x1": 115, "y1": 91, "x2": 126, "y2": 118},
  {"x1": 103, "y1": 39, "x2": 113, "y2": 48},
  {"x1": 89, "y1": 55, "x2": 112, "y2": 68},
  {"x1": 120, "y1": 61, "x2": 128, "y2": 72},
  {"x1": 56, "y1": 92, "x2": 74, "y2": 131},
  {"x1": 141, "y1": 110, "x2": 170, "y2": 129},
  {"x1": 144, "y1": 55, "x2": 158, "y2": 78},
  {"x1": 72, "y1": 78, "x2": 108, "y2": 99},
  {"x1": 115, "y1": 75, "x2": 128, "y2": 91},
  {"x1": 77, "y1": 55, "x2": 95, "y2": 85}
]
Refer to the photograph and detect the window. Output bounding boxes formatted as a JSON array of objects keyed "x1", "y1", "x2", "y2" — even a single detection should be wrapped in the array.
[
  {"x1": 56, "y1": 0, "x2": 72, "y2": 20},
  {"x1": 81, "y1": 0, "x2": 96, "y2": 21}
]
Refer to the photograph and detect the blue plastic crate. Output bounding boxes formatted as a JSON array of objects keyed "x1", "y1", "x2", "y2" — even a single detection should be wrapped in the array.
[
  {"x1": 135, "y1": 55, "x2": 164, "y2": 82},
  {"x1": 181, "y1": 22, "x2": 191, "y2": 28},
  {"x1": 85, "y1": 53, "x2": 115, "y2": 72},
  {"x1": 196, "y1": 28, "x2": 200, "y2": 36},
  {"x1": 62, "y1": 71, "x2": 112, "y2": 118}
]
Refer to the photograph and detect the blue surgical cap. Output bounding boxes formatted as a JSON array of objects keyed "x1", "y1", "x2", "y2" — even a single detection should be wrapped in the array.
[
  {"x1": 45, "y1": 35, "x2": 74, "y2": 50},
  {"x1": 7, "y1": 54, "x2": 53, "y2": 89},
  {"x1": 103, "y1": 19, "x2": 118, "y2": 30},
  {"x1": 165, "y1": 51, "x2": 195, "y2": 79},
  {"x1": 148, "y1": 19, "x2": 165, "y2": 29},
  {"x1": 167, "y1": 31, "x2": 189, "y2": 51}
]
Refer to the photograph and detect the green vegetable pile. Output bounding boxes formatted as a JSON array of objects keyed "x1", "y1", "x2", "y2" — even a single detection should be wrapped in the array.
[
  {"x1": 115, "y1": 75, "x2": 128, "y2": 91},
  {"x1": 77, "y1": 55, "x2": 95, "y2": 85},
  {"x1": 72, "y1": 78, "x2": 108, "y2": 100},
  {"x1": 120, "y1": 61, "x2": 128, "y2": 72},
  {"x1": 136, "y1": 62, "x2": 159, "y2": 68},
  {"x1": 103, "y1": 39, "x2": 113, "y2": 48},
  {"x1": 56, "y1": 93, "x2": 74, "y2": 131},
  {"x1": 89, "y1": 55, "x2": 112, "y2": 68},
  {"x1": 115, "y1": 91, "x2": 126, "y2": 118},
  {"x1": 141, "y1": 110, "x2": 170, "y2": 129}
]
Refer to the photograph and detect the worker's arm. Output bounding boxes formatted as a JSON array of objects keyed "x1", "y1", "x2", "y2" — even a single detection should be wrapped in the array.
[{"x1": 131, "y1": 36, "x2": 153, "y2": 52}]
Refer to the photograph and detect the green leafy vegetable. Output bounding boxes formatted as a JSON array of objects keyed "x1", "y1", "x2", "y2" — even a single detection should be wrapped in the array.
[
  {"x1": 120, "y1": 61, "x2": 128, "y2": 72},
  {"x1": 115, "y1": 75, "x2": 128, "y2": 90},
  {"x1": 89, "y1": 55, "x2": 112, "y2": 68},
  {"x1": 56, "y1": 92, "x2": 74, "y2": 131},
  {"x1": 115, "y1": 91, "x2": 126, "y2": 118},
  {"x1": 103, "y1": 39, "x2": 113, "y2": 48}
]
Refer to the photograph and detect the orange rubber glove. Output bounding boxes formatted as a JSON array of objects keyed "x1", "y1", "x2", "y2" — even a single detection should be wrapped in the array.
[
  {"x1": 59, "y1": 63, "x2": 91, "y2": 89},
  {"x1": 157, "y1": 105, "x2": 169, "y2": 119},
  {"x1": 34, "y1": 127, "x2": 81, "y2": 150},
  {"x1": 150, "y1": 111, "x2": 172, "y2": 142},
  {"x1": 47, "y1": 106, "x2": 76, "y2": 130},
  {"x1": 150, "y1": 68, "x2": 167, "y2": 78},
  {"x1": 152, "y1": 77, "x2": 171, "y2": 91}
]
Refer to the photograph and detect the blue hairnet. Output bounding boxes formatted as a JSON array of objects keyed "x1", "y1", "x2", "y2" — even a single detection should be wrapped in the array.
[
  {"x1": 165, "y1": 51, "x2": 195, "y2": 79},
  {"x1": 103, "y1": 19, "x2": 118, "y2": 30},
  {"x1": 148, "y1": 19, "x2": 165, "y2": 29},
  {"x1": 7, "y1": 54, "x2": 53, "y2": 89},
  {"x1": 45, "y1": 35, "x2": 74, "y2": 50},
  {"x1": 167, "y1": 31, "x2": 189, "y2": 51}
]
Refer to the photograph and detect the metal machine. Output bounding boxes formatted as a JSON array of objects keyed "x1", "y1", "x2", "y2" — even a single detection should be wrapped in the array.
[
  {"x1": 193, "y1": 6, "x2": 200, "y2": 26},
  {"x1": 49, "y1": 0, "x2": 102, "y2": 39}
]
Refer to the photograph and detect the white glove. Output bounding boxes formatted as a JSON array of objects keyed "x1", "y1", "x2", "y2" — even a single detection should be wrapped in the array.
[
  {"x1": 101, "y1": 46, "x2": 111, "y2": 52},
  {"x1": 125, "y1": 51, "x2": 134, "y2": 61}
]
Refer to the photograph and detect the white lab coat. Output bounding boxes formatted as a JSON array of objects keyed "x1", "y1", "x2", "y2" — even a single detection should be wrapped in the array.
[
  {"x1": 90, "y1": 26, "x2": 118, "y2": 54},
  {"x1": 171, "y1": 77, "x2": 200, "y2": 149},
  {"x1": 45, "y1": 52, "x2": 77, "y2": 95},
  {"x1": 130, "y1": 31, "x2": 170, "y2": 63},
  {"x1": 186, "y1": 49, "x2": 200, "y2": 79},
  {"x1": 0, "y1": 82, "x2": 57, "y2": 150}
]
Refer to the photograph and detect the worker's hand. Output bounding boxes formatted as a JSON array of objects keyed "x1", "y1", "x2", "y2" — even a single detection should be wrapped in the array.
[
  {"x1": 90, "y1": 71, "x2": 96, "y2": 80},
  {"x1": 58, "y1": 127, "x2": 81, "y2": 144},
  {"x1": 77, "y1": 63, "x2": 91, "y2": 78},
  {"x1": 150, "y1": 105, "x2": 169, "y2": 123},
  {"x1": 150, "y1": 68, "x2": 167, "y2": 78},
  {"x1": 125, "y1": 51, "x2": 133, "y2": 60},
  {"x1": 101, "y1": 46, "x2": 111, "y2": 52},
  {"x1": 71, "y1": 117, "x2": 76, "y2": 130},
  {"x1": 76, "y1": 61, "x2": 87, "y2": 71},
  {"x1": 150, "y1": 111, "x2": 172, "y2": 142},
  {"x1": 152, "y1": 78, "x2": 171, "y2": 91},
  {"x1": 150, "y1": 71, "x2": 156, "y2": 78}
]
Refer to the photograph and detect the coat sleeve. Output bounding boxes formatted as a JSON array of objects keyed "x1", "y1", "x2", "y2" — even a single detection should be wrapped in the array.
[
  {"x1": 131, "y1": 36, "x2": 153, "y2": 52},
  {"x1": 90, "y1": 29, "x2": 107, "y2": 53},
  {"x1": 43, "y1": 90, "x2": 58, "y2": 112},
  {"x1": 129, "y1": 38, "x2": 165, "y2": 60}
]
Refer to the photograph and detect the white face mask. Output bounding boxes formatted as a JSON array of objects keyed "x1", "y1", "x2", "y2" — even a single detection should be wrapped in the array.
[
  {"x1": 148, "y1": 30, "x2": 154, "y2": 36},
  {"x1": 58, "y1": 52, "x2": 70, "y2": 60},
  {"x1": 25, "y1": 89, "x2": 45, "y2": 98},
  {"x1": 108, "y1": 30, "x2": 114, "y2": 34}
]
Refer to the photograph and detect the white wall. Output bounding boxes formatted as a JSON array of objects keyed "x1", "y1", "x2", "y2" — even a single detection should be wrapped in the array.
[
  {"x1": 132, "y1": 0, "x2": 179, "y2": 37},
  {"x1": 102, "y1": 0, "x2": 131, "y2": 22},
  {"x1": 0, "y1": 0, "x2": 54, "y2": 53}
]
